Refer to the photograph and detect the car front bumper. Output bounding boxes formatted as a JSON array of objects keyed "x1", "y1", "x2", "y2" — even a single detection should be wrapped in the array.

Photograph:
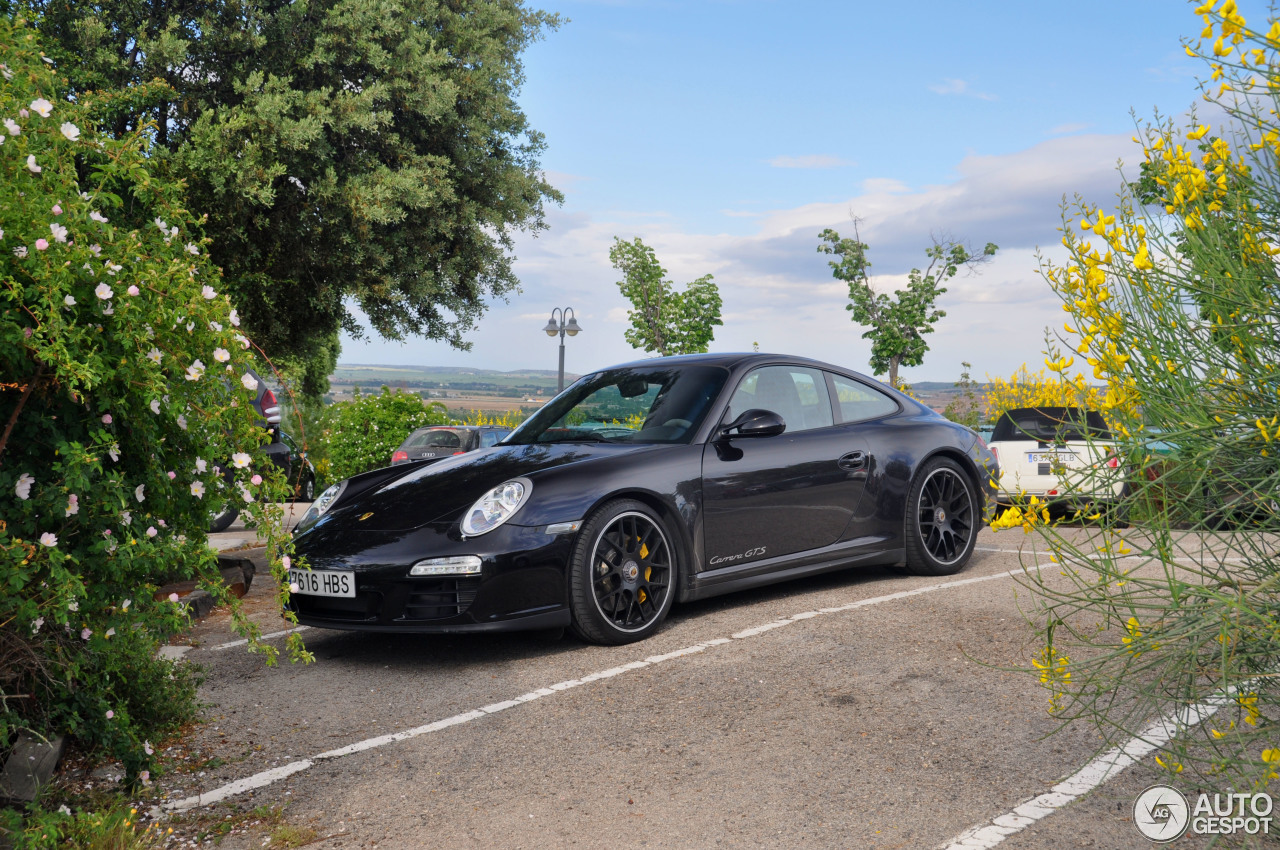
[{"x1": 287, "y1": 521, "x2": 576, "y2": 633}]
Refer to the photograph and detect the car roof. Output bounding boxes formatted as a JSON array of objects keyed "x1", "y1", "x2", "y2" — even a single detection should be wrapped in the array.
[
  {"x1": 407, "y1": 424, "x2": 508, "y2": 433},
  {"x1": 596, "y1": 351, "x2": 861, "y2": 375}
]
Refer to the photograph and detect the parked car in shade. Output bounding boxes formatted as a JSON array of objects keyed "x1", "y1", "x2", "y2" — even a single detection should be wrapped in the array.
[
  {"x1": 988, "y1": 407, "x2": 1125, "y2": 510},
  {"x1": 209, "y1": 370, "x2": 284, "y2": 532},
  {"x1": 209, "y1": 427, "x2": 316, "y2": 531},
  {"x1": 288, "y1": 353, "x2": 998, "y2": 645},
  {"x1": 276, "y1": 430, "x2": 317, "y2": 501},
  {"x1": 390, "y1": 425, "x2": 512, "y2": 465},
  {"x1": 208, "y1": 372, "x2": 317, "y2": 530}
]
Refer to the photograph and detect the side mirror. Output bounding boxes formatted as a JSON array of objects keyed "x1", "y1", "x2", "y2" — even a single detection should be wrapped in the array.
[{"x1": 719, "y1": 409, "x2": 786, "y2": 439}]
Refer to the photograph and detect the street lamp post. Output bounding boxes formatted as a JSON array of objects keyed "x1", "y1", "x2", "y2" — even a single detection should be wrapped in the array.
[{"x1": 543, "y1": 307, "x2": 582, "y2": 394}]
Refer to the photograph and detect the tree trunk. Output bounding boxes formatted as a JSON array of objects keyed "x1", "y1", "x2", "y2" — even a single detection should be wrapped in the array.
[{"x1": 888, "y1": 357, "x2": 900, "y2": 389}]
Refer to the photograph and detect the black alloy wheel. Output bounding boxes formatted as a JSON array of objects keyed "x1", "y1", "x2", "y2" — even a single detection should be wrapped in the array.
[
  {"x1": 903, "y1": 457, "x2": 977, "y2": 576},
  {"x1": 569, "y1": 500, "x2": 677, "y2": 644}
]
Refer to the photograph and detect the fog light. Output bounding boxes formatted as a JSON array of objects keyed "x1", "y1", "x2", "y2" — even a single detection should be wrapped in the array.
[{"x1": 409, "y1": 556, "x2": 482, "y2": 576}]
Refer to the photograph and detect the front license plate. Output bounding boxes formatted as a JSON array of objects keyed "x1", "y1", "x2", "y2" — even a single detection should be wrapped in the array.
[
  {"x1": 1027, "y1": 452, "x2": 1077, "y2": 464},
  {"x1": 289, "y1": 568, "x2": 355, "y2": 597}
]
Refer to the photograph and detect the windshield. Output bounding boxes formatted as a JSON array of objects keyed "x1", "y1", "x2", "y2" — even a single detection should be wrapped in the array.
[
  {"x1": 505, "y1": 365, "x2": 729, "y2": 445},
  {"x1": 404, "y1": 429, "x2": 464, "y2": 449}
]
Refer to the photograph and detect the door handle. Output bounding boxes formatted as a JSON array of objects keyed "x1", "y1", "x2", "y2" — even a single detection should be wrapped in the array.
[{"x1": 838, "y1": 450, "x2": 866, "y2": 471}]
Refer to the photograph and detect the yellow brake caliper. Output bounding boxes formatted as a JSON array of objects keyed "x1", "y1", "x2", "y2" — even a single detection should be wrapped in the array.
[{"x1": 638, "y1": 538, "x2": 650, "y2": 603}]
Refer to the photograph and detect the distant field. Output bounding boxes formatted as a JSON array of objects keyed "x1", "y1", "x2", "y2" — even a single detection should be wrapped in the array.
[{"x1": 333, "y1": 364, "x2": 579, "y2": 393}]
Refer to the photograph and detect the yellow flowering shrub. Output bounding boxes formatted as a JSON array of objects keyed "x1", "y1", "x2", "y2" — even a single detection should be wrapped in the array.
[
  {"x1": 1020, "y1": 0, "x2": 1280, "y2": 789},
  {"x1": 983, "y1": 363, "x2": 1106, "y2": 422}
]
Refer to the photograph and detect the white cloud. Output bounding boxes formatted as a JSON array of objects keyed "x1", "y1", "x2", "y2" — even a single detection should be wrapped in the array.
[
  {"x1": 768, "y1": 154, "x2": 855, "y2": 169},
  {"x1": 860, "y1": 178, "x2": 911, "y2": 195},
  {"x1": 929, "y1": 78, "x2": 997, "y2": 101},
  {"x1": 1047, "y1": 122, "x2": 1092, "y2": 135},
  {"x1": 340, "y1": 132, "x2": 1141, "y2": 385},
  {"x1": 542, "y1": 170, "x2": 590, "y2": 193}
]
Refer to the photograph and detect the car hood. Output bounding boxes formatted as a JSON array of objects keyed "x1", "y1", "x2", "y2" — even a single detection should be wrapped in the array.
[{"x1": 313, "y1": 441, "x2": 660, "y2": 532}]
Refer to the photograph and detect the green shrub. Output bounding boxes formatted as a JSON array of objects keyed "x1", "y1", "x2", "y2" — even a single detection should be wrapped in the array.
[
  {"x1": 0, "y1": 17, "x2": 299, "y2": 787},
  {"x1": 319, "y1": 386, "x2": 449, "y2": 480}
]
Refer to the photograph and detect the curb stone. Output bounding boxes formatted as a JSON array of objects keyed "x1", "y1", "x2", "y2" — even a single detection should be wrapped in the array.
[{"x1": 0, "y1": 732, "x2": 66, "y2": 805}]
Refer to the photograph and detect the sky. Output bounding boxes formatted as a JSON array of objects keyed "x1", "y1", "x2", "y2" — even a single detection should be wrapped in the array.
[{"x1": 338, "y1": 0, "x2": 1251, "y2": 385}]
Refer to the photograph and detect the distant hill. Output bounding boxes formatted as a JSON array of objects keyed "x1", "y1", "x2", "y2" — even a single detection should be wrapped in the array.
[{"x1": 331, "y1": 364, "x2": 578, "y2": 393}]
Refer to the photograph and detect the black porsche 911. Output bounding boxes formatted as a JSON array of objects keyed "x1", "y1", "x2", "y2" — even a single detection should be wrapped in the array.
[{"x1": 289, "y1": 353, "x2": 999, "y2": 644}]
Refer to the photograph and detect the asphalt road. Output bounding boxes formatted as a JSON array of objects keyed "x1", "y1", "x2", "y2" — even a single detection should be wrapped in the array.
[{"x1": 150, "y1": 524, "x2": 1244, "y2": 849}]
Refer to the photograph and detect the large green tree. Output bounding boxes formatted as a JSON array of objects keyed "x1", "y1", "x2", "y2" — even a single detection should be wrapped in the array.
[
  {"x1": 818, "y1": 224, "x2": 996, "y2": 388},
  {"x1": 609, "y1": 236, "x2": 722, "y2": 356},
  {"x1": 22, "y1": 0, "x2": 563, "y2": 397}
]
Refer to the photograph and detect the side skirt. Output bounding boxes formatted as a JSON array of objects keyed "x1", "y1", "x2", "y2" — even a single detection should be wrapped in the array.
[{"x1": 683, "y1": 546, "x2": 906, "y2": 603}]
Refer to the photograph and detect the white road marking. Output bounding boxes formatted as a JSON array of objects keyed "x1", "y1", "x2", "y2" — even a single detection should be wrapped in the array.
[
  {"x1": 938, "y1": 690, "x2": 1239, "y2": 849},
  {"x1": 157, "y1": 565, "x2": 1042, "y2": 816},
  {"x1": 210, "y1": 626, "x2": 310, "y2": 651}
]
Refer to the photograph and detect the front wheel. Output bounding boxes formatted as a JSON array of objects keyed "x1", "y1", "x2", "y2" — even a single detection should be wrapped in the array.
[
  {"x1": 569, "y1": 500, "x2": 678, "y2": 645},
  {"x1": 903, "y1": 458, "x2": 978, "y2": 576},
  {"x1": 298, "y1": 474, "x2": 315, "y2": 502}
]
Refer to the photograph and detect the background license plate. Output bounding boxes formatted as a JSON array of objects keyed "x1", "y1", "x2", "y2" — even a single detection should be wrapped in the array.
[
  {"x1": 1027, "y1": 452, "x2": 1076, "y2": 463},
  {"x1": 289, "y1": 569, "x2": 355, "y2": 597}
]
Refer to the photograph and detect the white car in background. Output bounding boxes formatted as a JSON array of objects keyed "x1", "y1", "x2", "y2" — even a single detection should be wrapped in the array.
[{"x1": 988, "y1": 407, "x2": 1126, "y2": 514}]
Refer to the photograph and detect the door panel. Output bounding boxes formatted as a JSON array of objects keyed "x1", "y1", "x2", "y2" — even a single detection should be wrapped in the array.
[
  {"x1": 700, "y1": 363, "x2": 869, "y2": 570},
  {"x1": 701, "y1": 426, "x2": 870, "y2": 567}
]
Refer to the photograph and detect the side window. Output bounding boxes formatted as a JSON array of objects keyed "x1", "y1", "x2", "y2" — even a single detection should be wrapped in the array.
[
  {"x1": 727, "y1": 366, "x2": 834, "y2": 433},
  {"x1": 829, "y1": 374, "x2": 898, "y2": 423},
  {"x1": 480, "y1": 431, "x2": 503, "y2": 448}
]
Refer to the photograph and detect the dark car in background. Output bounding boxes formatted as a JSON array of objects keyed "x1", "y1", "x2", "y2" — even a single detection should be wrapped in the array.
[
  {"x1": 268, "y1": 430, "x2": 317, "y2": 501},
  {"x1": 208, "y1": 372, "x2": 316, "y2": 531},
  {"x1": 391, "y1": 425, "x2": 512, "y2": 465},
  {"x1": 290, "y1": 353, "x2": 998, "y2": 644}
]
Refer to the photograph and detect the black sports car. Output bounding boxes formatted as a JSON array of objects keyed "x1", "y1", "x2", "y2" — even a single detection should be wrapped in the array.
[{"x1": 289, "y1": 354, "x2": 999, "y2": 644}]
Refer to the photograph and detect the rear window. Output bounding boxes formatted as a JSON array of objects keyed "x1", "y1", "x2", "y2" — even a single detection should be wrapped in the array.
[
  {"x1": 991, "y1": 407, "x2": 1111, "y2": 442},
  {"x1": 403, "y1": 428, "x2": 465, "y2": 449},
  {"x1": 829, "y1": 373, "x2": 898, "y2": 424},
  {"x1": 479, "y1": 430, "x2": 508, "y2": 448}
]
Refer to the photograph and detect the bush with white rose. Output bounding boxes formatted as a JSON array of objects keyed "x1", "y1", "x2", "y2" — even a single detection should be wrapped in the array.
[{"x1": 0, "y1": 18, "x2": 302, "y2": 796}]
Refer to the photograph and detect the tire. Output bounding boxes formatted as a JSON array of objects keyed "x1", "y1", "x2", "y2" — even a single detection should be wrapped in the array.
[
  {"x1": 903, "y1": 457, "x2": 979, "y2": 576},
  {"x1": 208, "y1": 503, "x2": 239, "y2": 533},
  {"x1": 568, "y1": 500, "x2": 678, "y2": 645},
  {"x1": 299, "y1": 474, "x2": 315, "y2": 502}
]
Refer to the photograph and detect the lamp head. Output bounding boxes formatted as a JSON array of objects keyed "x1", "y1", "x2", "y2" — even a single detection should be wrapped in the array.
[
  {"x1": 543, "y1": 317, "x2": 560, "y2": 337},
  {"x1": 565, "y1": 316, "x2": 582, "y2": 337}
]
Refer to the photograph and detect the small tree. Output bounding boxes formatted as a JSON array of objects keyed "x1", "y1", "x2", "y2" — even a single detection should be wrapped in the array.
[
  {"x1": 942, "y1": 362, "x2": 983, "y2": 428},
  {"x1": 610, "y1": 237, "x2": 722, "y2": 356},
  {"x1": 818, "y1": 223, "x2": 997, "y2": 388}
]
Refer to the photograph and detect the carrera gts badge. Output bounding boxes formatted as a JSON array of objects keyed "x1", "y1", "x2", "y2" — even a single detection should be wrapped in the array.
[{"x1": 358, "y1": 512, "x2": 374, "y2": 522}]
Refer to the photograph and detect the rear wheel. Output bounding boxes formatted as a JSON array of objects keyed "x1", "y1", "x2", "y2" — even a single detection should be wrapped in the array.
[
  {"x1": 299, "y1": 474, "x2": 315, "y2": 502},
  {"x1": 208, "y1": 503, "x2": 239, "y2": 533},
  {"x1": 569, "y1": 500, "x2": 677, "y2": 645},
  {"x1": 903, "y1": 458, "x2": 978, "y2": 576}
]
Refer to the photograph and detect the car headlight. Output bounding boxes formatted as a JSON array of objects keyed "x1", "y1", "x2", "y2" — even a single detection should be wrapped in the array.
[
  {"x1": 297, "y1": 480, "x2": 347, "y2": 529},
  {"x1": 461, "y1": 477, "x2": 532, "y2": 537}
]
